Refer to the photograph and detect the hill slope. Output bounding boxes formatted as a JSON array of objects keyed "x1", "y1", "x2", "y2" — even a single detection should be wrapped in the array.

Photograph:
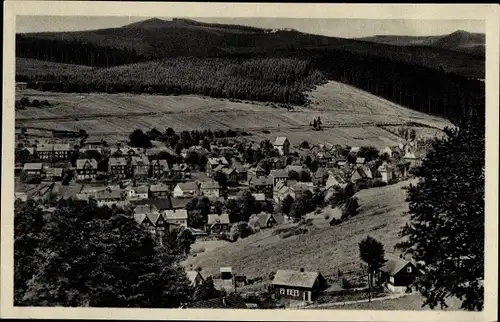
[
  {"x1": 182, "y1": 180, "x2": 415, "y2": 279},
  {"x1": 359, "y1": 30, "x2": 485, "y2": 57},
  {"x1": 16, "y1": 18, "x2": 484, "y2": 78}
]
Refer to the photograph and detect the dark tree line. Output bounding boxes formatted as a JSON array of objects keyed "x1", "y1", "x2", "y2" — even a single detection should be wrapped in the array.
[
  {"x1": 16, "y1": 35, "x2": 146, "y2": 67},
  {"x1": 16, "y1": 46, "x2": 484, "y2": 124},
  {"x1": 16, "y1": 57, "x2": 325, "y2": 105}
]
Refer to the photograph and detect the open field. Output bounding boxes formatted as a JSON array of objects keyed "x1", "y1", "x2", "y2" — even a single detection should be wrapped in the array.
[
  {"x1": 181, "y1": 179, "x2": 416, "y2": 279},
  {"x1": 15, "y1": 81, "x2": 451, "y2": 148}
]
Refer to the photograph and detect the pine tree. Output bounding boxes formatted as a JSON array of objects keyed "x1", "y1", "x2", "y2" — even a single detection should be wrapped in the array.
[
  {"x1": 359, "y1": 236, "x2": 387, "y2": 302},
  {"x1": 398, "y1": 115, "x2": 485, "y2": 311}
]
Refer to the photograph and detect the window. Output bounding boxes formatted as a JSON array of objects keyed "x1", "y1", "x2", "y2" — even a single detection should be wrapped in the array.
[
  {"x1": 286, "y1": 289, "x2": 292, "y2": 296},
  {"x1": 279, "y1": 288, "x2": 285, "y2": 295},
  {"x1": 407, "y1": 266, "x2": 412, "y2": 273}
]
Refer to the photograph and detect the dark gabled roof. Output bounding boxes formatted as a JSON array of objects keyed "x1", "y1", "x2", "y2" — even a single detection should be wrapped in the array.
[
  {"x1": 379, "y1": 256, "x2": 420, "y2": 276},
  {"x1": 171, "y1": 197, "x2": 192, "y2": 209},
  {"x1": 188, "y1": 294, "x2": 247, "y2": 309},
  {"x1": 133, "y1": 198, "x2": 173, "y2": 211}
]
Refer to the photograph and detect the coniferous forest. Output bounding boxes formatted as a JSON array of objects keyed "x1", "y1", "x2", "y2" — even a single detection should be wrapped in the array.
[{"x1": 16, "y1": 30, "x2": 484, "y2": 125}]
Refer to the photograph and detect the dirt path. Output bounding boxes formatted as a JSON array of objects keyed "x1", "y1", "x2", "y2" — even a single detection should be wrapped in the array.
[{"x1": 298, "y1": 293, "x2": 411, "y2": 309}]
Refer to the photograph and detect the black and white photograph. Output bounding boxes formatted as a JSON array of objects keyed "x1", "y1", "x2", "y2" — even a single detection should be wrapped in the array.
[{"x1": 1, "y1": 2, "x2": 498, "y2": 321}]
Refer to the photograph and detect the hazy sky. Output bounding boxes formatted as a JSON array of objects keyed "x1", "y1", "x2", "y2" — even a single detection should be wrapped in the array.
[{"x1": 16, "y1": 16, "x2": 484, "y2": 38}]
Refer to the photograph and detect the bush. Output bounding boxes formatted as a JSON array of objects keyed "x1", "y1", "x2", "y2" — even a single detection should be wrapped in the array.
[
  {"x1": 324, "y1": 214, "x2": 330, "y2": 220},
  {"x1": 279, "y1": 226, "x2": 307, "y2": 239},
  {"x1": 342, "y1": 278, "x2": 354, "y2": 289}
]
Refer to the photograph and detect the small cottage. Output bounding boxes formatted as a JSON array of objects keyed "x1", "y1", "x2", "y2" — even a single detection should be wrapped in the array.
[
  {"x1": 270, "y1": 169, "x2": 288, "y2": 186},
  {"x1": 173, "y1": 182, "x2": 200, "y2": 198},
  {"x1": 376, "y1": 256, "x2": 423, "y2": 293},
  {"x1": 164, "y1": 209, "x2": 189, "y2": 227},
  {"x1": 186, "y1": 270, "x2": 205, "y2": 287},
  {"x1": 273, "y1": 137, "x2": 290, "y2": 156},
  {"x1": 150, "y1": 183, "x2": 169, "y2": 198},
  {"x1": 271, "y1": 269, "x2": 328, "y2": 303},
  {"x1": 206, "y1": 213, "x2": 231, "y2": 234},
  {"x1": 200, "y1": 180, "x2": 221, "y2": 199}
]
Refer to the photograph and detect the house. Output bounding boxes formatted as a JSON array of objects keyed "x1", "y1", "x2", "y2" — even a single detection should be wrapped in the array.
[
  {"x1": 271, "y1": 269, "x2": 328, "y2": 303},
  {"x1": 285, "y1": 165, "x2": 304, "y2": 176},
  {"x1": 44, "y1": 167, "x2": 63, "y2": 181},
  {"x1": 250, "y1": 176, "x2": 274, "y2": 198},
  {"x1": 403, "y1": 152, "x2": 422, "y2": 168},
  {"x1": 206, "y1": 213, "x2": 231, "y2": 234},
  {"x1": 375, "y1": 255, "x2": 423, "y2": 293},
  {"x1": 251, "y1": 193, "x2": 266, "y2": 202},
  {"x1": 16, "y1": 81, "x2": 28, "y2": 90},
  {"x1": 273, "y1": 181, "x2": 292, "y2": 203},
  {"x1": 164, "y1": 209, "x2": 188, "y2": 227},
  {"x1": 173, "y1": 182, "x2": 200, "y2": 198},
  {"x1": 234, "y1": 165, "x2": 248, "y2": 182},
  {"x1": 255, "y1": 213, "x2": 285, "y2": 229},
  {"x1": 274, "y1": 137, "x2": 290, "y2": 155},
  {"x1": 312, "y1": 168, "x2": 329, "y2": 186},
  {"x1": 200, "y1": 180, "x2": 221, "y2": 199},
  {"x1": 270, "y1": 169, "x2": 288, "y2": 186},
  {"x1": 325, "y1": 172, "x2": 347, "y2": 190},
  {"x1": 133, "y1": 198, "x2": 173, "y2": 212},
  {"x1": 290, "y1": 182, "x2": 315, "y2": 199},
  {"x1": 150, "y1": 159, "x2": 169, "y2": 178},
  {"x1": 125, "y1": 185, "x2": 149, "y2": 201},
  {"x1": 76, "y1": 159, "x2": 98, "y2": 181},
  {"x1": 248, "y1": 165, "x2": 266, "y2": 179},
  {"x1": 222, "y1": 167, "x2": 239, "y2": 184},
  {"x1": 23, "y1": 163, "x2": 43, "y2": 176},
  {"x1": 350, "y1": 167, "x2": 369, "y2": 183},
  {"x1": 378, "y1": 162, "x2": 394, "y2": 183},
  {"x1": 317, "y1": 152, "x2": 334, "y2": 167},
  {"x1": 186, "y1": 270, "x2": 204, "y2": 287},
  {"x1": 360, "y1": 165, "x2": 373, "y2": 179},
  {"x1": 171, "y1": 163, "x2": 191, "y2": 179},
  {"x1": 94, "y1": 188, "x2": 123, "y2": 207},
  {"x1": 271, "y1": 157, "x2": 285, "y2": 170},
  {"x1": 350, "y1": 146, "x2": 360, "y2": 154},
  {"x1": 130, "y1": 155, "x2": 150, "y2": 178},
  {"x1": 108, "y1": 157, "x2": 128, "y2": 179},
  {"x1": 381, "y1": 146, "x2": 393, "y2": 158},
  {"x1": 355, "y1": 157, "x2": 366, "y2": 166},
  {"x1": 36, "y1": 143, "x2": 72, "y2": 161},
  {"x1": 170, "y1": 196, "x2": 193, "y2": 210},
  {"x1": 150, "y1": 183, "x2": 169, "y2": 198},
  {"x1": 134, "y1": 204, "x2": 164, "y2": 234},
  {"x1": 206, "y1": 157, "x2": 229, "y2": 176}
]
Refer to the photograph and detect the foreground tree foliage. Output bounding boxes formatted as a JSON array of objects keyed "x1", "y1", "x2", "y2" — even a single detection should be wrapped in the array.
[
  {"x1": 14, "y1": 198, "x2": 192, "y2": 307},
  {"x1": 398, "y1": 114, "x2": 485, "y2": 311}
]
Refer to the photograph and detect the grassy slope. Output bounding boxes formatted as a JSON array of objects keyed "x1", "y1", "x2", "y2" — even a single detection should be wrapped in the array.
[
  {"x1": 15, "y1": 75, "x2": 451, "y2": 147},
  {"x1": 182, "y1": 179, "x2": 416, "y2": 279}
]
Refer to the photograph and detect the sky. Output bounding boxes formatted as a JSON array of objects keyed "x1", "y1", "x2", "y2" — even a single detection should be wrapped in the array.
[{"x1": 16, "y1": 16, "x2": 485, "y2": 38}]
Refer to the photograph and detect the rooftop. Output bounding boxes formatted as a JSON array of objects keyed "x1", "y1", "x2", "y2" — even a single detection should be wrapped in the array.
[{"x1": 272, "y1": 269, "x2": 321, "y2": 289}]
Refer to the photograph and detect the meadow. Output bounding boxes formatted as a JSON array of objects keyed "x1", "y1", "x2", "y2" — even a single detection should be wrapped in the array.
[
  {"x1": 181, "y1": 179, "x2": 416, "y2": 280},
  {"x1": 15, "y1": 81, "x2": 451, "y2": 148}
]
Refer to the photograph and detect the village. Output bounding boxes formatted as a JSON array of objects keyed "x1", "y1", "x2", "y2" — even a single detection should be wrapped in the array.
[{"x1": 15, "y1": 123, "x2": 432, "y2": 309}]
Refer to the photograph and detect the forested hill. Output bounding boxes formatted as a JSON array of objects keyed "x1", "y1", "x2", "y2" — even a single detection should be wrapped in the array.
[
  {"x1": 16, "y1": 18, "x2": 484, "y2": 79},
  {"x1": 358, "y1": 30, "x2": 485, "y2": 57}
]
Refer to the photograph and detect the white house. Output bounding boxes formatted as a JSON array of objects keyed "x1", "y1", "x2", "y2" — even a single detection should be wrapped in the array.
[
  {"x1": 164, "y1": 209, "x2": 189, "y2": 227},
  {"x1": 378, "y1": 162, "x2": 394, "y2": 183},
  {"x1": 274, "y1": 137, "x2": 290, "y2": 156},
  {"x1": 173, "y1": 182, "x2": 200, "y2": 198},
  {"x1": 76, "y1": 159, "x2": 98, "y2": 181},
  {"x1": 125, "y1": 185, "x2": 149, "y2": 201},
  {"x1": 200, "y1": 180, "x2": 221, "y2": 199}
]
